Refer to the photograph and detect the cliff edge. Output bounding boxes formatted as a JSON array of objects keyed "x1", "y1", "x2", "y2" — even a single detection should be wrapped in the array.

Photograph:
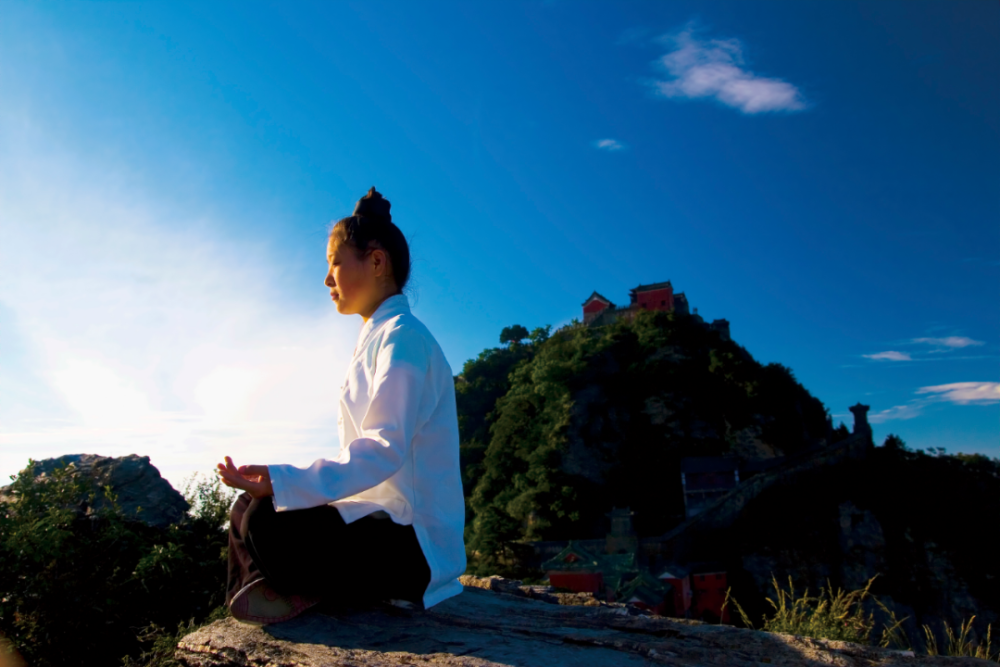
[{"x1": 175, "y1": 576, "x2": 990, "y2": 667}]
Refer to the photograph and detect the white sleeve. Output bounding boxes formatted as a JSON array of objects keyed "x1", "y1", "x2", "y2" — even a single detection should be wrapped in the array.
[{"x1": 267, "y1": 325, "x2": 429, "y2": 512}]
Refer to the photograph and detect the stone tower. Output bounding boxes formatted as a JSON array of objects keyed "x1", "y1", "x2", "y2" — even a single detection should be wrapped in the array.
[
  {"x1": 605, "y1": 507, "x2": 638, "y2": 555},
  {"x1": 849, "y1": 403, "x2": 872, "y2": 439}
]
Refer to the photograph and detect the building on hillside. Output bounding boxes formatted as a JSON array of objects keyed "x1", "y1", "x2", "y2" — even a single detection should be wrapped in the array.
[
  {"x1": 582, "y1": 281, "x2": 729, "y2": 341},
  {"x1": 542, "y1": 542, "x2": 606, "y2": 595},
  {"x1": 618, "y1": 570, "x2": 673, "y2": 615},
  {"x1": 680, "y1": 457, "x2": 740, "y2": 519},
  {"x1": 540, "y1": 508, "x2": 731, "y2": 619},
  {"x1": 605, "y1": 507, "x2": 638, "y2": 554},
  {"x1": 656, "y1": 564, "x2": 693, "y2": 617},
  {"x1": 542, "y1": 507, "x2": 655, "y2": 603},
  {"x1": 691, "y1": 569, "x2": 730, "y2": 623},
  {"x1": 541, "y1": 541, "x2": 638, "y2": 602}
]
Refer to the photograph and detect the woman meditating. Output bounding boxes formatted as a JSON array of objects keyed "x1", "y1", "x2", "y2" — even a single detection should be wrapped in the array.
[{"x1": 217, "y1": 187, "x2": 466, "y2": 625}]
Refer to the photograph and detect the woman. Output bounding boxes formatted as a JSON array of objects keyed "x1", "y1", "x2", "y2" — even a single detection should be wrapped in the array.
[{"x1": 217, "y1": 187, "x2": 466, "y2": 625}]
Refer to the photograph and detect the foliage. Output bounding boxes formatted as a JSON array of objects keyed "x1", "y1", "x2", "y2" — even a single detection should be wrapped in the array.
[
  {"x1": 723, "y1": 575, "x2": 905, "y2": 646},
  {"x1": 723, "y1": 444, "x2": 1000, "y2": 656},
  {"x1": 829, "y1": 422, "x2": 851, "y2": 443},
  {"x1": 499, "y1": 324, "x2": 530, "y2": 346},
  {"x1": 721, "y1": 574, "x2": 998, "y2": 661},
  {"x1": 181, "y1": 472, "x2": 240, "y2": 530},
  {"x1": 0, "y1": 460, "x2": 236, "y2": 667},
  {"x1": 923, "y1": 617, "x2": 998, "y2": 662},
  {"x1": 455, "y1": 326, "x2": 550, "y2": 524},
  {"x1": 462, "y1": 310, "x2": 830, "y2": 572},
  {"x1": 882, "y1": 434, "x2": 908, "y2": 451},
  {"x1": 120, "y1": 604, "x2": 230, "y2": 667}
]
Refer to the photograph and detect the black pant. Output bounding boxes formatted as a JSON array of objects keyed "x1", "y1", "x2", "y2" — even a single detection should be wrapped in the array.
[{"x1": 227, "y1": 493, "x2": 431, "y2": 607}]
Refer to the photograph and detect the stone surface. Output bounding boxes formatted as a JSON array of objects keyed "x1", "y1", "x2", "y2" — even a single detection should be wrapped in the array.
[
  {"x1": 175, "y1": 577, "x2": 991, "y2": 667},
  {"x1": 1, "y1": 453, "x2": 189, "y2": 528}
]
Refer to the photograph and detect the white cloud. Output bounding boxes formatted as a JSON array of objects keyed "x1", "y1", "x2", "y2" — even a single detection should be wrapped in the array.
[
  {"x1": 0, "y1": 137, "x2": 357, "y2": 491},
  {"x1": 863, "y1": 351, "x2": 912, "y2": 361},
  {"x1": 869, "y1": 403, "x2": 924, "y2": 424},
  {"x1": 912, "y1": 336, "x2": 984, "y2": 349},
  {"x1": 650, "y1": 28, "x2": 806, "y2": 114},
  {"x1": 916, "y1": 382, "x2": 1000, "y2": 405},
  {"x1": 867, "y1": 381, "x2": 1000, "y2": 424},
  {"x1": 594, "y1": 138, "x2": 625, "y2": 151}
]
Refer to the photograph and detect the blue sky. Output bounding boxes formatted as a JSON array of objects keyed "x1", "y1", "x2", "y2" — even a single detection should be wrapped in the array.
[{"x1": 1, "y1": 0, "x2": 997, "y2": 489}]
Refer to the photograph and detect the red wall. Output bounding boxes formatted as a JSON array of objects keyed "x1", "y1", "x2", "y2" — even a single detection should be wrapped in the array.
[
  {"x1": 661, "y1": 576, "x2": 692, "y2": 617},
  {"x1": 583, "y1": 300, "x2": 610, "y2": 316},
  {"x1": 635, "y1": 288, "x2": 673, "y2": 312},
  {"x1": 692, "y1": 572, "x2": 730, "y2": 623},
  {"x1": 549, "y1": 572, "x2": 604, "y2": 595}
]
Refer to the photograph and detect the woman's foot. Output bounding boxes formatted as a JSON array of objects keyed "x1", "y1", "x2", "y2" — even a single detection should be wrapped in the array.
[{"x1": 229, "y1": 578, "x2": 320, "y2": 625}]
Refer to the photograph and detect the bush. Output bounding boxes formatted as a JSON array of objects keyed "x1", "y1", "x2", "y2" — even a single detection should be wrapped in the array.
[
  {"x1": 924, "y1": 617, "x2": 998, "y2": 662},
  {"x1": 723, "y1": 575, "x2": 998, "y2": 662},
  {"x1": 0, "y1": 459, "x2": 237, "y2": 667},
  {"x1": 723, "y1": 575, "x2": 896, "y2": 645}
]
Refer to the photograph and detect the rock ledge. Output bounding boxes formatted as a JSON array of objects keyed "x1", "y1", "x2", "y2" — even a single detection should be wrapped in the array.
[{"x1": 175, "y1": 576, "x2": 989, "y2": 666}]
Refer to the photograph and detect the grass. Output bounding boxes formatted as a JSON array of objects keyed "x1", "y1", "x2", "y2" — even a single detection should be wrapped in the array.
[
  {"x1": 722, "y1": 575, "x2": 998, "y2": 662},
  {"x1": 924, "y1": 617, "x2": 998, "y2": 662},
  {"x1": 120, "y1": 605, "x2": 231, "y2": 667}
]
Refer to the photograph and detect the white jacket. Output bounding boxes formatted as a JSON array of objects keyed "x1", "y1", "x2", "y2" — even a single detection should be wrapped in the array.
[{"x1": 267, "y1": 294, "x2": 466, "y2": 608}]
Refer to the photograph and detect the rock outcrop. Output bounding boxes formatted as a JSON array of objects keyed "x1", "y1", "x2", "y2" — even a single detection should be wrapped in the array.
[
  {"x1": 1, "y1": 453, "x2": 189, "y2": 528},
  {"x1": 175, "y1": 576, "x2": 991, "y2": 666}
]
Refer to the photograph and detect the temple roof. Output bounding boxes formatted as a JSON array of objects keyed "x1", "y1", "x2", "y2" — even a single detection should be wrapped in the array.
[
  {"x1": 541, "y1": 541, "x2": 603, "y2": 572},
  {"x1": 630, "y1": 281, "x2": 673, "y2": 294},
  {"x1": 541, "y1": 542, "x2": 639, "y2": 592},
  {"x1": 619, "y1": 570, "x2": 672, "y2": 605},
  {"x1": 656, "y1": 563, "x2": 690, "y2": 580},
  {"x1": 581, "y1": 291, "x2": 614, "y2": 307}
]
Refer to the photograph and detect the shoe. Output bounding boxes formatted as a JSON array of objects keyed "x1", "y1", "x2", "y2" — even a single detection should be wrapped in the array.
[{"x1": 229, "y1": 578, "x2": 320, "y2": 625}]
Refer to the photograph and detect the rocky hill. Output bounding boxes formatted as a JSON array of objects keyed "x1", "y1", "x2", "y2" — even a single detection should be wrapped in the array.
[
  {"x1": 460, "y1": 311, "x2": 833, "y2": 564},
  {"x1": 0, "y1": 453, "x2": 189, "y2": 528},
  {"x1": 174, "y1": 576, "x2": 992, "y2": 666},
  {"x1": 457, "y1": 315, "x2": 999, "y2": 652}
]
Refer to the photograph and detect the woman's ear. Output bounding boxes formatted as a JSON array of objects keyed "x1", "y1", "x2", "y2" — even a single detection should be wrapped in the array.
[{"x1": 370, "y1": 247, "x2": 391, "y2": 279}]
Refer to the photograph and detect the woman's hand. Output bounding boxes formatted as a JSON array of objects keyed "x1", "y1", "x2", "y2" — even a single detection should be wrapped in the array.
[{"x1": 216, "y1": 456, "x2": 274, "y2": 499}]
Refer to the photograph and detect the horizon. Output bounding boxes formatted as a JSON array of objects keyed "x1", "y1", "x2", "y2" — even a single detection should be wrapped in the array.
[{"x1": 1, "y1": 0, "x2": 997, "y2": 492}]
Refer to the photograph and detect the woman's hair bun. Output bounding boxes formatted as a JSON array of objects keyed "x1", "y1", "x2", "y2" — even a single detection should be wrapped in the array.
[{"x1": 353, "y1": 187, "x2": 392, "y2": 222}]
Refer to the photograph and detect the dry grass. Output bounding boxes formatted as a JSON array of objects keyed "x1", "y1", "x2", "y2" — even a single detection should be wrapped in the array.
[
  {"x1": 722, "y1": 575, "x2": 889, "y2": 645},
  {"x1": 924, "y1": 617, "x2": 998, "y2": 662},
  {"x1": 723, "y1": 575, "x2": 998, "y2": 662}
]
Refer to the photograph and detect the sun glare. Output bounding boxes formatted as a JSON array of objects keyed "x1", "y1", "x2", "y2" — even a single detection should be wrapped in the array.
[
  {"x1": 50, "y1": 359, "x2": 152, "y2": 426},
  {"x1": 193, "y1": 366, "x2": 263, "y2": 422}
]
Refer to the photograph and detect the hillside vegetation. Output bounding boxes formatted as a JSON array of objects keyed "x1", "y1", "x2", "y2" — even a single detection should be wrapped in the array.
[
  {"x1": 458, "y1": 312, "x2": 999, "y2": 652},
  {"x1": 459, "y1": 310, "x2": 829, "y2": 570},
  {"x1": 0, "y1": 463, "x2": 236, "y2": 667},
  {"x1": 723, "y1": 442, "x2": 1000, "y2": 651}
]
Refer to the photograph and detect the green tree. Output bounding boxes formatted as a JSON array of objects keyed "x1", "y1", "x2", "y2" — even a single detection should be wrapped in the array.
[
  {"x1": 462, "y1": 309, "x2": 832, "y2": 574},
  {"x1": 883, "y1": 434, "x2": 908, "y2": 451},
  {"x1": 499, "y1": 324, "x2": 530, "y2": 346},
  {"x1": 0, "y1": 461, "x2": 235, "y2": 667}
]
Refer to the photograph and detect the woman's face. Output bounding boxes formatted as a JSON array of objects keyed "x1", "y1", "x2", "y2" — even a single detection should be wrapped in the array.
[
  {"x1": 325, "y1": 238, "x2": 374, "y2": 317},
  {"x1": 325, "y1": 237, "x2": 393, "y2": 319}
]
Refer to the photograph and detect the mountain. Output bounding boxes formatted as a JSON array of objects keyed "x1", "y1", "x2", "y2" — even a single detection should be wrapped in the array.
[{"x1": 457, "y1": 309, "x2": 830, "y2": 565}]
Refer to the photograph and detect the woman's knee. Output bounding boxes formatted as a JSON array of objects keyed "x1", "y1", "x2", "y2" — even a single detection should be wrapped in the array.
[
  {"x1": 242, "y1": 494, "x2": 278, "y2": 540},
  {"x1": 229, "y1": 491, "x2": 253, "y2": 529}
]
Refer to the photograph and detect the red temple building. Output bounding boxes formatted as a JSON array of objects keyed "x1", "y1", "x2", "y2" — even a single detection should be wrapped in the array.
[
  {"x1": 582, "y1": 281, "x2": 729, "y2": 341},
  {"x1": 691, "y1": 570, "x2": 730, "y2": 624},
  {"x1": 582, "y1": 281, "x2": 686, "y2": 326},
  {"x1": 656, "y1": 565, "x2": 693, "y2": 617}
]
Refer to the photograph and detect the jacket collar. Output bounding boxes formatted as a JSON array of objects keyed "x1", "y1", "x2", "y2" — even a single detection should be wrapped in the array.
[{"x1": 355, "y1": 293, "x2": 410, "y2": 353}]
